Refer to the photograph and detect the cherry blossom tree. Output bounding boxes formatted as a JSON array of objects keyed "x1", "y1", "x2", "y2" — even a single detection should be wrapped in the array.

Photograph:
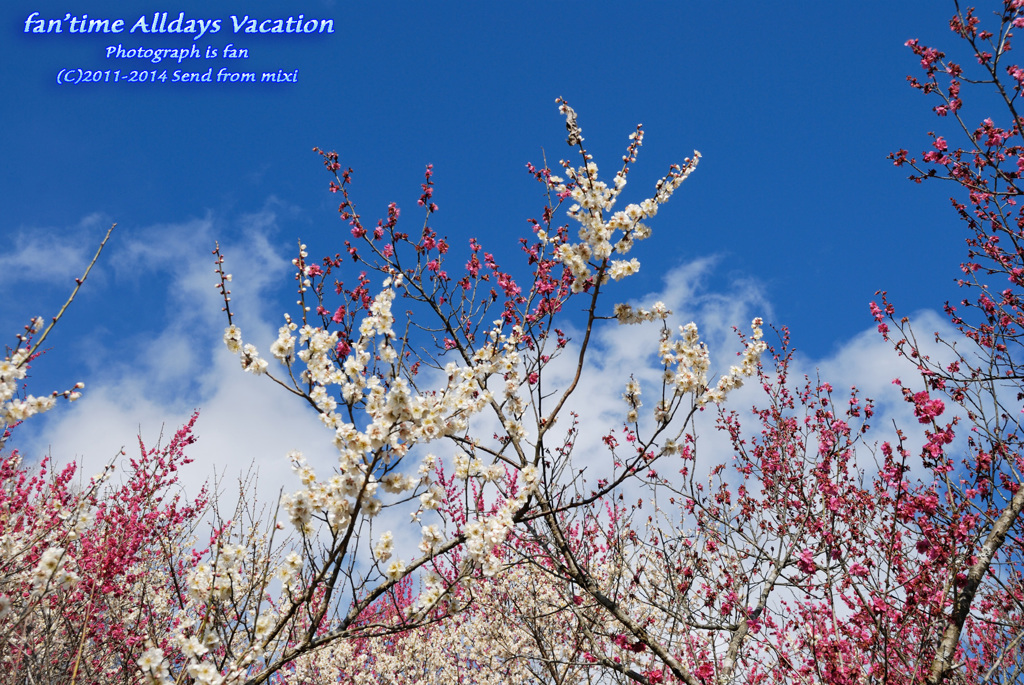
[
  {"x1": 270, "y1": 4, "x2": 1024, "y2": 684},
  {"x1": 485, "y1": 4, "x2": 1024, "y2": 682},
  {"x1": 197, "y1": 94, "x2": 766, "y2": 685},
  {"x1": 502, "y1": 4, "x2": 1024, "y2": 684},
  {"x1": 0, "y1": 415, "x2": 208, "y2": 685},
  {"x1": 3, "y1": 96, "x2": 755, "y2": 684},
  {"x1": 1, "y1": 224, "x2": 209, "y2": 685},
  {"x1": 882, "y1": 1, "x2": 1024, "y2": 681}
]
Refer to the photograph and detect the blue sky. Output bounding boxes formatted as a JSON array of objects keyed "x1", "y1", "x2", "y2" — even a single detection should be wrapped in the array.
[{"x1": 1, "y1": 2, "x2": 972, "y2": 493}]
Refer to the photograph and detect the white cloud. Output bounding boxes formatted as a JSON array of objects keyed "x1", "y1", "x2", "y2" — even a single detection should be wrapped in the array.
[
  {"x1": 10, "y1": 207, "x2": 338, "y2": 515},
  {"x1": 522, "y1": 257, "x2": 775, "y2": 484},
  {"x1": 0, "y1": 214, "x2": 111, "y2": 288},
  {"x1": 7, "y1": 221, "x2": 964, "y2": 563},
  {"x1": 496, "y1": 261, "x2": 965, "y2": 503}
]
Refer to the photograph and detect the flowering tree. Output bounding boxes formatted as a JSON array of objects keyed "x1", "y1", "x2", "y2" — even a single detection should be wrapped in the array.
[
  {"x1": 488, "y1": 4, "x2": 1024, "y2": 683},
  {"x1": 245, "y1": 4, "x2": 1024, "y2": 684},
  {"x1": 880, "y1": 2, "x2": 1024, "y2": 682},
  {"x1": 1, "y1": 225, "x2": 209, "y2": 684},
  {"x1": 0, "y1": 416, "x2": 207, "y2": 685},
  {"x1": 194, "y1": 96, "x2": 766, "y2": 685},
  {"x1": 3, "y1": 98, "x2": 756, "y2": 684},
  {"x1": 467, "y1": 4, "x2": 1024, "y2": 682},
  {"x1": 7, "y1": 4, "x2": 1024, "y2": 684}
]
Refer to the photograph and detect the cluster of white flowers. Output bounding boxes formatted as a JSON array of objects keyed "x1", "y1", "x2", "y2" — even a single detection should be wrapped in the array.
[
  {"x1": 138, "y1": 645, "x2": 172, "y2": 685},
  {"x1": 64, "y1": 507, "x2": 94, "y2": 541},
  {"x1": 280, "y1": 488, "x2": 316, "y2": 531},
  {"x1": 0, "y1": 343, "x2": 32, "y2": 408},
  {"x1": 187, "y1": 543, "x2": 246, "y2": 602},
  {"x1": 275, "y1": 551, "x2": 303, "y2": 593},
  {"x1": 419, "y1": 483, "x2": 444, "y2": 510},
  {"x1": 172, "y1": 551, "x2": 271, "y2": 685},
  {"x1": 463, "y1": 516, "x2": 509, "y2": 577},
  {"x1": 657, "y1": 318, "x2": 766, "y2": 405},
  {"x1": 241, "y1": 344, "x2": 268, "y2": 375},
  {"x1": 704, "y1": 316, "x2": 766, "y2": 403},
  {"x1": 280, "y1": 450, "x2": 386, "y2": 532},
  {"x1": 254, "y1": 610, "x2": 278, "y2": 641},
  {"x1": 539, "y1": 104, "x2": 700, "y2": 293},
  {"x1": 270, "y1": 317, "x2": 297, "y2": 363},
  {"x1": 419, "y1": 524, "x2": 444, "y2": 555},
  {"x1": 187, "y1": 660, "x2": 226, "y2": 685},
  {"x1": 176, "y1": 634, "x2": 210, "y2": 659},
  {"x1": 31, "y1": 546, "x2": 79, "y2": 593},
  {"x1": 224, "y1": 300, "x2": 533, "y2": 585},
  {"x1": 608, "y1": 257, "x2": 641, "y2": 281},
  {"x1": 1, "y1": 336, "x2": 83, "y2": 434},
  {"x1": 223, "y1": 324, "x2": 242, "y2": 353},
  {"x1": 380, "y1": 471, "x2": 418, "y2": 494},
  {"x1": 613, "y1": 301, "x2": 672, "y2": 324},
  {"x1": 414, "y1": 571, "x2": 446, "y2": 612},
  {"x1": 227, "y1": 290, "x2": 521, "y2": 448},
  {"x1": 374, "y1": 531, "x2": 394, "y2": 561},
  {"x1": 660, "y1": 322, "x2": 711, "y2": 398},
  {"x1": 461, "y1": 464, "x2": 540, "y2": 577},
  {"x1": 452, "y1": 452, "x2": 506, "y2": 482},
  {"x1": 169, "y1": 628, "x2": 252, "y2": 685},
  {"x1": 385, "y1": 558, "x2": 406, "y2": 581},
  {"x1": 623, "y1": 377, "x2": 643, "y2": 424},
  {"x1": 223, "y1": 323, "x2": 269, "y2": 375}
]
